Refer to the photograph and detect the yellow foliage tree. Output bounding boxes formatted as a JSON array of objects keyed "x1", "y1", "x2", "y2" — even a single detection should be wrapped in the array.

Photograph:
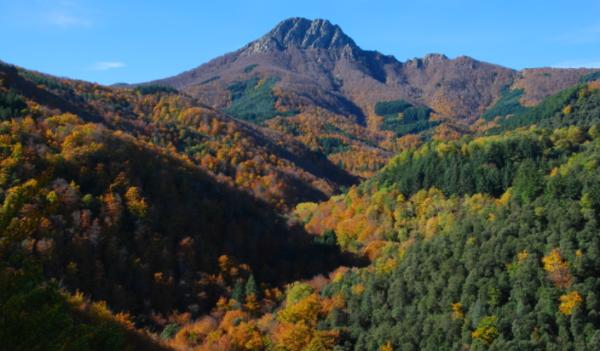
[
  {"x1": 472, "y1": 316, "x2": 498, "y2": 345},
  {"x1": 559, "y1": 291, "x2": 583, "y2": 315},
  {"x1": 278, "y1": 293, "x2": 321, "y2": 326},
  {"x1": 272, "y1": 320, "x2": 312, "y2": 351},
  {"x1": 542, "y1": 249, "x2": 573, "y2": 288},
  {"x1": 124, "y1": 186, "x2": 148, "y2": 218},
  {"x1": 451, "y1": 302, "x2": 464, "y2": 320}
]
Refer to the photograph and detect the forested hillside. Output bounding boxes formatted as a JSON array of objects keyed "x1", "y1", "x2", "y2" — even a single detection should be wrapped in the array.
[
  {"x1": 102, "y1": 80, "x2": 600, "y2": 351},
  {"x1": 286, "y1": 82, "x2": 600, "y2": 350},
  {"x1": 0, "y1": 62, "x2": 358, "y2": 350},
  {"x1": 3, "y1": 18, "x2": 600, "y2": 351},
  {"x1": 0, "y1": 62, "x2": 356, "y2": 211}
]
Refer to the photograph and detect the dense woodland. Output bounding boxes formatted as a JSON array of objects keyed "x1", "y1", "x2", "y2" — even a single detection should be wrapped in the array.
[
  {"x1": 3, "y1": 54, "x2": 600, "y2": 351},
  {"x1": 291, "y1": 82, "x2": 600, "y2": 350},
  {"x1": 0, "y1": 63, "x2": 355, "y2": 350},
  {"x1": 3, "y1": 63, "x2": 358, "y2": 211}
]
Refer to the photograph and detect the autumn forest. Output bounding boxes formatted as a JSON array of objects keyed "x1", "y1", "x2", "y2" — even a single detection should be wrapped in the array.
[{"x1": 3, "y1": 15, "x2": 600, "y2": 351}]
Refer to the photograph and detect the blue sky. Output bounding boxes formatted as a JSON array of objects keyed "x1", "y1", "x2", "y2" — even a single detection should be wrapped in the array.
[{"x1": 1, "y1": 0, "x2": 600, "y2": 85}]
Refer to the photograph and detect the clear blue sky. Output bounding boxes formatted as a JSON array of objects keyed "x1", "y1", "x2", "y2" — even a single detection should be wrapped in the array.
[{"x1": 2, "y1": 0, "x2": 600, "y2": 85}]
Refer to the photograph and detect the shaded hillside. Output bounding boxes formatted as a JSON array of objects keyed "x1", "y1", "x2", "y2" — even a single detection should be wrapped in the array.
[
  {"x1": 0, "y1": 64, "x2": 370, "y2": 351},
  {"x1": 1, "y1": 266, "x2": 171, "y2": 351}
]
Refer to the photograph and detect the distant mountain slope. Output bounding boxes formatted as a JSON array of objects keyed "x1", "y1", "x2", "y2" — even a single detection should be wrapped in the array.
[
  {"x1": 152, "y1": 18, "x2": 594, "y2": 121},
  {"x1": 149, "y1": 17, "x2": 598, "y2": 177},
  {"x1": 481, "y1": 80, "x2": 600, "y2": 133}
]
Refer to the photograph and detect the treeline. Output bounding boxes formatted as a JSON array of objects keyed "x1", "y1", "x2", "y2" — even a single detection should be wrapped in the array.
[{"x1": 368, "y1": 127, "x2": 584, "y2": 199}]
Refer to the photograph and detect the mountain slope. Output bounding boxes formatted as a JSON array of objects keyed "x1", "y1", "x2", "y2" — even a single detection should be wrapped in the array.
[
  {"x1": 149, "y1": 17, "x2": 598, "y2": 177},
  {"x1": 159, "y1": 81, "x2": 600, "y2": 351},
  {"x1": 286, "y1": 83, "x2": 600, "y2": 350},
  {"x1": 156, "y1": 17, "x2": 595, "y2": 121},
  {"x1": 1, "y1": 62, "x2": 356, "y2": 210},
  {"x1": 0, "y1": 61, "x2": 363, "y2": 347}
]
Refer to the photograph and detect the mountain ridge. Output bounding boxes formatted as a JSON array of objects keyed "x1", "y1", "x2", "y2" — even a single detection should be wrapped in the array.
[
  {"x1": 150, "y1": 17, "x2": 597, "y2": 118},
  {"x1": 142, "y1": 17, "x2": 598, "y2": 178}
]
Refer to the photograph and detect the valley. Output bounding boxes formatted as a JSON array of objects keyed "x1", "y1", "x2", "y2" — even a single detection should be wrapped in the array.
[{"x1": 2, "y1": 16, "x2": 600, "y2": 351}]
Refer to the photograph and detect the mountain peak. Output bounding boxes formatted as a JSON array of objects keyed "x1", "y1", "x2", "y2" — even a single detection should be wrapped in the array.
[
  {"x1": 245, "y1": 17, "x2": 357, "y2": 53},
  {"x1": 424, "y1": 53, "x2": 449, "y2": 61}
]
